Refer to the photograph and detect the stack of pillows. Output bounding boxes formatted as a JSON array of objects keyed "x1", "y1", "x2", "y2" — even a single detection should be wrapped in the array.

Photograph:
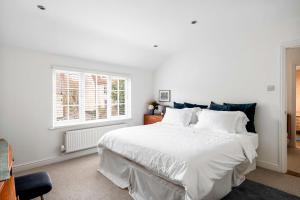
[{"x1": 161, "y1": 101, "x2": 256, "y2": 134}]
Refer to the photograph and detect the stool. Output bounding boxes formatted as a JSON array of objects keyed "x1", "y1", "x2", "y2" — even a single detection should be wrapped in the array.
[{"x1": 15, "y1": 172, "x2": 52, "y2": 200}]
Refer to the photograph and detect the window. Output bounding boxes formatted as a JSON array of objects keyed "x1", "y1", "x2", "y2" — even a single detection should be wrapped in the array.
[{"x1": 53, "y1": 69, "x2": 131, "y2": 127}]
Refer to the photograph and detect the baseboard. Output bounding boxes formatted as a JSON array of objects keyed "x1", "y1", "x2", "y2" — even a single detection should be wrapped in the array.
[
  {"x1": 13, "y1": 148, "x2": 98, "y2": 173},
  {"x1": 256, "y1": 160, "x2": 281, "y2": 172}
]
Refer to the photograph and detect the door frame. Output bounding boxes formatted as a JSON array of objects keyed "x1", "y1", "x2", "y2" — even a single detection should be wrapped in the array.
[{"x1": 280, "y1": 39, "x2": 300, "y2": 173}]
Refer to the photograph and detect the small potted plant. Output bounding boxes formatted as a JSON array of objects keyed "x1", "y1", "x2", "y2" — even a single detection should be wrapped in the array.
[{"x1": 148, "y1": 101, "x2": 159, "y2": 115}]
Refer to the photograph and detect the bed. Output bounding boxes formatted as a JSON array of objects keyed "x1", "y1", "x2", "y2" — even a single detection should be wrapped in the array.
[{"x1": 97, "y1": 122, "x2": 258, "y2": 200}]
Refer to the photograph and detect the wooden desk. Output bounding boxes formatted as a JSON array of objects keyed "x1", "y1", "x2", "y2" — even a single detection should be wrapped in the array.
[{"x1": 0, "y1": 145, "x2": 17, "y2": 200}]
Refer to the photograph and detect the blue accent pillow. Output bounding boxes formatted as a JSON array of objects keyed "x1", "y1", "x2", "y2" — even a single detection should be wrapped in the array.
[
  {"x1": 224, "y1": 103, "x2": 257, "y2": 133},
  {"x1": 209, "y1": 102, "x2": 231, "y2": 111},
  {"x1": 184, "y1": 102, "x2": 208, "y2": 109},
  {"x1": 173, "y1": 102, "x2": 185, "y2": 109}
]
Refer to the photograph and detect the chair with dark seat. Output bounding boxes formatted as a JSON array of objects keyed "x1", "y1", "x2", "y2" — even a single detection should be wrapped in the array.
[{"x1": 15, "y1": 171, "x2": 52, "y2": 200}]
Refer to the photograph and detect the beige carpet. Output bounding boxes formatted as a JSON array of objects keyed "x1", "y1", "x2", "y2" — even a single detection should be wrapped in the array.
[
  {"x1": 288, "y1": 147, "x2": 300, "y2": 174},
  {"x1": 15, "y1": 154, "x2": 300, "y2": 200},
  {"x1": 15, "y1": 154, "x2": 131, "y2": 200},
  {"x1": 247, "y1": 166, "x2": 300, "y2": 197}
]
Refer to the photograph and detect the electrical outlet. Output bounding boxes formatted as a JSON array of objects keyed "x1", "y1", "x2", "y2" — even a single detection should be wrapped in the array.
[{"x1": 267, "y1": 85, "x2": 275, "y2": 92}]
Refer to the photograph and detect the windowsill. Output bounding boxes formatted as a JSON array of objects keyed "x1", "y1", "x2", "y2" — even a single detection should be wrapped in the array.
[{"x1": 49, "y1": 117, "x2": 132, "y2": 130}]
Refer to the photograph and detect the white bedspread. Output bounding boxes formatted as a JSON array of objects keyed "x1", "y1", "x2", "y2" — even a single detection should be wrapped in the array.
[{"x1": 98, "y1": 123, "x2": 257, "y2": 200}]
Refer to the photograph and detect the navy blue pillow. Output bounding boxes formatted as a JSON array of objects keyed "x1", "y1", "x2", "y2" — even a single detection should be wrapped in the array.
[
  {"x1": 173, "y1": 102, "x2": 185, "y2": 109},
  {"x1": 184, "y1": 102, "x2": 208, "y2": 109},
  {"x1": 224, "y1": 103, "x2": 256, "y2": 133},
  {"x1": 209, "y1": 102, "x2": 231, "y2": 111}
]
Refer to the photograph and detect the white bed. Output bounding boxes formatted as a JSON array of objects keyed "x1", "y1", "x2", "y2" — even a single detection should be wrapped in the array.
[{"x1": 97, "y1": 123, "x2": 258, "y2": 200}]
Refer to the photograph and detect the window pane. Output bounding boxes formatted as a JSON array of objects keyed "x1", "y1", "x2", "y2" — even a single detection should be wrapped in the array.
[
  {"x1": 56, "y1": 72, "x2": 68, "y2": 106},
  {"x1": 98, "y1": 105, "x2": 107, "y2": 119},
  {"x1": 56, "y1": 72, "x2": 68, "y2": 91},
  {"x1": 119, "y1": 91, "x2": 125, "y2": 103},
  {"x1": 85, "y1": 74, "x2": 96, "y2": 92},
  {"x1": 69, "y1": 73, "x2": 79, "y2": 89},
  {"x1": 96, "y1": 75, "x2": 107, "y2": 119},
  {"x1": 56, "y1": 89, "x2": 68, "y2": 105},
  {"x1": 112, "y1": 79, "x2": 118, "y2": 90},
  {"x1": 69, "y1": 89, "x2": 79, "y2": 105},
  {"x1": 119, "y1": 104, "x2": 125, "y2": 115},
  {"x1": 119, "y1": 80, "x2": 125, "y2": 90},
  {"x1": 97, "y1": 75, "x2": 107, "y2": 90},
  {"x1": 69, "y1": 106, "x2": 79, "y2": 120},
  {"x1": 85, "y1": 74, "x2": 96, "y2": 120},
  {"x1": 56, "y1": 106, "x2": 68, "y2": 121},
  {"x1": 56, "y1": 90, "x2": 68, "y2": 105},
  {"x1": 85, "y1": 108, "x2": 96, "y2": 120},
  {"x1": 111, "y1": 105, "x2": 118, "y2": 116},
  {"x1": 111, "y1": 91, "x2": 118, "y2": 104},
  {"x1": 97, "y1": 90, "x2": 107, "y2": 105}
]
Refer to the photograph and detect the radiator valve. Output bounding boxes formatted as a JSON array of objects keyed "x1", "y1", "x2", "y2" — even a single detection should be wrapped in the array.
[{"x1": 60, "y1": 145, "x2": 66, "y2": 152}]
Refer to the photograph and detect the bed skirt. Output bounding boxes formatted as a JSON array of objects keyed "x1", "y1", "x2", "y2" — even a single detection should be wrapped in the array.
[{"x1": 98, "y1": 149, "x2": 255, "y2": 200}]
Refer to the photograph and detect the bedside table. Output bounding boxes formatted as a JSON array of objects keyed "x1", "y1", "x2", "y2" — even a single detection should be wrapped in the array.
[{"x1": 144, "y1": 114, "x2": 163, "y2": 125}]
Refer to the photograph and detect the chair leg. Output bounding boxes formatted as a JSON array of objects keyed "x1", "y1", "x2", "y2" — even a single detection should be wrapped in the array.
[{"x1": 41, "y1": 195, "x2": 44, "y2": 200}]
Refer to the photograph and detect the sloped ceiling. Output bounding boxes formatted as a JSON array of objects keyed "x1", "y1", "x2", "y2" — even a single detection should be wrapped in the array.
[{"x1": 0, "y1": 0, "x2": 300, "y2": 69}]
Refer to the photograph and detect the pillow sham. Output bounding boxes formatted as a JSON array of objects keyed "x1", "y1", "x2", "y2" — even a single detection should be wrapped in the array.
[
  {"x1": 174, "y1": 102, "x2": 185, "y2": 109},
  {"x1": 184, "y1": 102, "x2": 208, "y2": 109},
  {"x1": 183, "y1": 107, "x2": 201, "y2": 124},
  {"x1": 195, "y1": 109, "x2": 248, "y2": 133},
  {"x1": 235, "y1": 112, "x2": 249, "y2": 133},
  {"x1": 162, "y1": 107, "x2": 193, "y2": 127},
  {"x1": 224, "y1": 103, "x2": 256, "y2": 133},
  {"x1": 209, "y1": 101, "x2": 231, "y2": 111}
]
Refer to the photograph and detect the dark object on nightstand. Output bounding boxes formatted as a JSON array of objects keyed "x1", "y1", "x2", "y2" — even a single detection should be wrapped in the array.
[
  {"x1": 144, "y1": 114, "x2": 163, "y2": 125},
  {"x1": 15, "y1": 171, "x2": 52, "y2": 200}
]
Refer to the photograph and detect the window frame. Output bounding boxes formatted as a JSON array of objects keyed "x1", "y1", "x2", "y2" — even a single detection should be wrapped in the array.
[{"x1": 52, "y1": 67, "x2": 131, "y2": 128}]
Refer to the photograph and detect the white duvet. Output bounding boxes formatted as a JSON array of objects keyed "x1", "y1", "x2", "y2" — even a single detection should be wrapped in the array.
[{"x1": 98, "y1": 123, "x2": 257, "y2": 200}]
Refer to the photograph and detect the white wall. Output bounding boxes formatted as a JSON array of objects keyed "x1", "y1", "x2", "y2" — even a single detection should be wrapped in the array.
[
  {"x1": 0, "y1": 46, "x2": 153, "y2": 170},
  {"x1": 154, "y1": 30, "x2": 300, "y2": 171}
]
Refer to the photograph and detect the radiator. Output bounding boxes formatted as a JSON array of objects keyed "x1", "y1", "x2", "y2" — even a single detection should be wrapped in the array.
[{"x1": 64, "y1": 123, "x2": 127, "y2": 153}]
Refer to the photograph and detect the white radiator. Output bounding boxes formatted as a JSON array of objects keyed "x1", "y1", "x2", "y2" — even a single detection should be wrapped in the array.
[{"x1": 64, "y1": 123, "x2": 127, "y2": 153}]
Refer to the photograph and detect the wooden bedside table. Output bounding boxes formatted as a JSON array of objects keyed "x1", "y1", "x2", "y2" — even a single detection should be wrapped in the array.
[{"x1": 144, "y1": 114, "x2": 163, "y2": 125}]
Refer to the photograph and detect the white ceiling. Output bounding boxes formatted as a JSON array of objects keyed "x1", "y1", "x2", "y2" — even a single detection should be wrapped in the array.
[{"x1": 0, "y1": 0, "x2": 300, "y2": 69}]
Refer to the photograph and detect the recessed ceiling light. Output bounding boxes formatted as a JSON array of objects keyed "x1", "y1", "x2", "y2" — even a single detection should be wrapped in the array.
[
  {"x1": 153, "y1": 45, "x2": 158, "y2": 48},
  {"x1": 37, "y1": 5, "x2": 46, "y2": 10},
  {"x1": 191, "y1": 20, "x2": 197, "y2": 24}
]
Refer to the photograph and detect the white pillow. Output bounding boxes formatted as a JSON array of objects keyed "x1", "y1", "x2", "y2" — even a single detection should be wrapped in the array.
[
  {"x1": 195, "y1": 110, "x2": 248, "y2": 133},
  {"x1": 235, "y1": 112, "x2": 249, "y2": 133},
  {"x1": 183, "y1": 107, "x2": 202, "y2": 124},
  {"x1": 162, "y1": 107, "x2": 193, "y2": 127}
]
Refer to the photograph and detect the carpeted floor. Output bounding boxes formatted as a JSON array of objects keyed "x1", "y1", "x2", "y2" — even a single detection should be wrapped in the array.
[
  {"x1": 288, "y1": 147, "x2": 300, "y2": 174},
  {"x1": 15, "y1": 154, "x2": 300, "y2": 200}
]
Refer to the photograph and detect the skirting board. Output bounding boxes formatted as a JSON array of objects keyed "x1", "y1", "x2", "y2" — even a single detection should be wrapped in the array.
[
  {"x1": 13, "y1": 147, "x2": 98, "y2": 173},
  {"x1": 256, "y1": 160, "x2": 281, "y2": 172}
]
